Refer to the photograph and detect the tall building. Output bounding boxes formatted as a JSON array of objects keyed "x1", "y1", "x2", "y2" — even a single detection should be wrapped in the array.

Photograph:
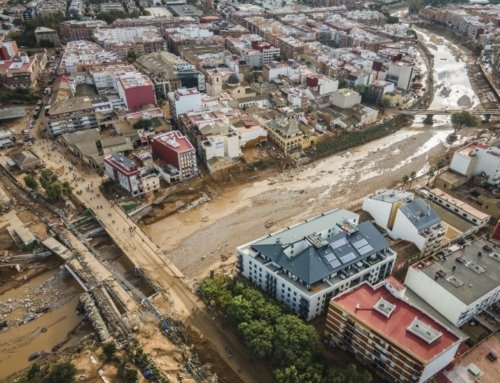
[
  {"x1": 136, "y1": 51, "x2": 204, "y2": 99},
  {"x1": 151, "y1": 131, "x2": 198, "y2": 180},
  {"x1": 0, "y1": 41, "x2": 19, "y2": 60},
  {"x1": 104, "y1": 153, "x2": 160, "y2": 196},
  {"x1": 405, "y1": 237, "x2": 500, "y2": 327},
  {"x1": 115, "y1": 71, "x2": 156, "y2": 111},
  {"x1": 93, "y1": 26, "x2": 165, "y2": 57},
  {"x1": 168, "y1": 87, "x2": 203, "y2": 119},
  {"x1": 325, "y1": 280, "x2": 462, "y2": 383},
  {"x1": 237, "y1": 209, "x2": 397, "y2": 321},
  {"x1": 226, "y1": 34, "x2": 280, "y2": 68},
  {"x1": 60, "y1": 20, "x2": 108, "y2": 42},
  {"x1": 386, "y1": 61, "x2": 414, "y2": 90}
]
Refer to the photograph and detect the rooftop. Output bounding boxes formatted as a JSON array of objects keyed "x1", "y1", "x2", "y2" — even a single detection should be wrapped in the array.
[
  {"x1": 429, "y1": 188, "x2": 490, "y2": 222},
  {"x1": 412, "y1": 238, "x2": 500, "y2": 305},
  {"x1": 246, "y1": 209, "x2": 392, "y2": 285},
  {"x1": 399, "y1": 199, "x2": 441, "y2": 231},
  {"x1": 333, "y1": 282, "x2": 460, "y2": 362},
  {"x1": 153, "y1": 131, "x2": 194, "y2": 153},
  {"x1": 370, "y1": 188, "x2": 414, "y2": 204}
]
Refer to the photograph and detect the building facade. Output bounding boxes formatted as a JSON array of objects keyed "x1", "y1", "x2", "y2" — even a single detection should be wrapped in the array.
[
  {"x1": 325, "y1": 280, "x2": 462, "y2": 383},
  {"x1": 404, "y1": 237, "x2": 500, "y2": 327},
  {"x1": 104, "y1": 153, "x2": 160, "y2": 196},
  {"x1": 151, "y1": 130, "x2": 198, "y2": 180},
  {"x1": 237, "y1": 209, "x2": 397, "y2": 321}
]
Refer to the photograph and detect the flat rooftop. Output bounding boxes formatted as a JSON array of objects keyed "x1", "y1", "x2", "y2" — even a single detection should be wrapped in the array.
[
  {"x1": 369, "y1": 189, "x2": 414, "y2": 204},
  {"x1": 429, "y1": 188, "x2": 490, "y2": 222},
  {"x1": 413, "y1": 238, "x2": 500, "y2": 305},
  {"x1": 442, "y1": 332, "x2": 500, "y2": 383},
  {"x1": 333, "y1": 283, "x2": 460, "y2": 362}
]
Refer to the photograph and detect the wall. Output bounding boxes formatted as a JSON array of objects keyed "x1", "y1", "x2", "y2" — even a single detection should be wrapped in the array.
[
  {"x1": 419, "y1": 343, "x2": 460, "y2": 383},
  {"x1": 404, "y1": 267, "x2": 467, "y2": 326},
  {"x1": 450, "y1": 152, "x2": 474, "y2": 176}
]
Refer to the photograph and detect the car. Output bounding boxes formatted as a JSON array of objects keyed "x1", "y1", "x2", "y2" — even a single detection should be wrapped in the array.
[
  {"x1": 28, "y1": 352, "x2": 40, "y2": 361},
  {"x1": 483, "y1": 245, "x2": 493, "y2": 252}
]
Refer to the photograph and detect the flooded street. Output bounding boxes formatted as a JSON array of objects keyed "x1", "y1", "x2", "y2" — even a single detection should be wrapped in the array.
[
  {"x1": 0, "y1": 268, "x2": 84, "y2": 380},
  {"x1": 147, "y1": 28, "x2": 481, "y2": 279}
]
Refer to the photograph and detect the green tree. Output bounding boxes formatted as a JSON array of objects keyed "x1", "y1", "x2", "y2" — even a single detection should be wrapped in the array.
[
  {"x1": 275, "y1": 365, "x2": 300, "y2": 383},
  {"x1": 120, "y1": 367, "x2": 138, "y2": 383},
  {"x1": 238, "y1": 320, "x2": 275, "y2": 359},
  {"x1": 46, "y1": 181, "x2": 64, "y2": 202},
  {"x1": 273, "y1": 315, "x2": 319, "y2": 370},
  {"x1": 24, "y1": 174, "x2": 38, "y2": 190},
  {"x1": 127, "y1": 49, "x2": 138, "y2": 63},
  {"x1": 451, "y1": 111, "x2": 478, "y2": 131},
  {"x1": 353, "y1": 84, "x2": 367, "y2": 95},
  {"x1": 226, "y1": 294, "x2": 255, "y2": 323},
  {"x1": 325, "y1": 364, "x2": 372, "y2": 383},
  {"x1": 39, "y1": 169, "x2": 57, "y2": 190},
  {"x1": 427, "y1": 167, "x2": 435, "y2": 186},
  {"x1": 436, "y1": 158, "x2": 447, "y2": 169},
  {"x1": 408, "y1": 171, "x2": 417, "y2": 189},
  {"x1": 102, "y1": 342, "x2": 117, "y2": 361},
  {"x1": 96, "y1": 10, "x2": 126, "y2": 24},
  {"x1": 379, "y1": 96, "x2": 391, "y2": 108},
  {"x1": 402, "y1": 174, "x2": 409, "y2": 189},
  {"x1": 44, "y1": 362, "x2": 76, "y2": 383}
]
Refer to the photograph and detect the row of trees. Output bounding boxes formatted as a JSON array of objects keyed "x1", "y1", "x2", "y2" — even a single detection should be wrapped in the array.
[
  {"x1": 21, "y1": 362, "x2": 76, "y2": 383},
  {"x1": 198, "y1": 275, "x2": 372, "y2": 383},
  {"x1": 24, "y1": 169, "x2": 72, "y2": 202}
]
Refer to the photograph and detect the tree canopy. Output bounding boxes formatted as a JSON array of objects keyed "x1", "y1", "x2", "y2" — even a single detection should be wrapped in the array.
[
  {"x1": 198, "y1": 275, "x2": 372, "y2": 383},
  {"x1": 451, "y1": 111, "x2": 478, "y2": 129},
  {"x1": 22, "y1": 362, "x2": 76, "y2": 383}
]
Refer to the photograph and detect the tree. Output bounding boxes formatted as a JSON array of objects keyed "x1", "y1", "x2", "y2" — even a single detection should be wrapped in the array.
[
  {"x1": 44, "y1": 362, "x2": 76, "y2": 383},
  {"x1": 238, "y1": 320, "x2": 275, "y2": 359},
  {"x1": 127, "y1": 49, "x2": 138, "y2": 63},
  {"x1": 325, "y1": 364, "x2": 372, "y2": 383},
  {"x1": 24, "y1": 174, "x2": 38, "y2": 190},
  {"x1": 408, "y1": 171, "x2": 417, "y2": 189},
  {"x1": 451, "y1": 111, "x2": 478, "y2": 131},
  {"x1": 102, "y1": 342, "x2": 117, "y2": 361},
  {"x1": 226, "y1": 294, "x2": 255, "y2": 323},
  {"x1": 96, "y1": 10, "x2": 127, "y2": 24},
  {"x1": 402, "y1": 174, "x2": 409, "y2": 190},
  {"x1": 353, "y1": 84, "x2": 367, "y2": 95},
  {"x1": 133, "y1": 119, "x2": 153, "y2": 130},
  {"x1": 120, "y1": 367, "x2": 138, "y2": 383},
  {"x1": 379, "y1": 96, "x2": 391, "y2": 108},
  {"x1": 427, "y1": 167, "x2": 435, "y2": 186}
]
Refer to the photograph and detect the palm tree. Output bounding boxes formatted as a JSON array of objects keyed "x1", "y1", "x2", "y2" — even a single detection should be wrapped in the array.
[
  {"x1": 402, "y1": 175, "x2": 409, "y2": 190},
  {"x1": 427, "y1": 167, "x2": 435, "y2": 186},
  {"x1": 408, "y1": 171, "x2": 417, "y2": 189}
]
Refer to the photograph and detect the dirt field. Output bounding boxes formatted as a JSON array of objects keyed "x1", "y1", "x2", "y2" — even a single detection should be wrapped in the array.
[{"x1": 143, "y1": 125, "x2": 486, "y2": 281}]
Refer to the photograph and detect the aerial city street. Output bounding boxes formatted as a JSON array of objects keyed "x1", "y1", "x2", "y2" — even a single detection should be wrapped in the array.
[{"x1": 0, "y1": 0, "x2": 499, "y2": 382}]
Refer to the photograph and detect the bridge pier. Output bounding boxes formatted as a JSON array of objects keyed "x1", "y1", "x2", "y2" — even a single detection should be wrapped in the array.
[{"x1": 423, "y1": 114, "x2": 434, "y2": 125}]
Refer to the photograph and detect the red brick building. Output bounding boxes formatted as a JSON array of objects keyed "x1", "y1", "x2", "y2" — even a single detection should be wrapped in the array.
[{"x1": 151, "y1": 131, "x2": 198, "y2": 180}]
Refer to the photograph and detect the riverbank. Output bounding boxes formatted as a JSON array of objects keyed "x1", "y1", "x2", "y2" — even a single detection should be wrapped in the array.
[{"x1": 415, "y1": 23, "x2": 499, "y2": 110}]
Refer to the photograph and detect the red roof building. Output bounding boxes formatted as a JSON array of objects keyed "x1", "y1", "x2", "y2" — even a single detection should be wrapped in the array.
[
  {"x1": 151, "y1": 131, "x2": 198, "y2": 180},
  {"x1": 325, "y1": 280, "x2": 462, "y2": 383}
]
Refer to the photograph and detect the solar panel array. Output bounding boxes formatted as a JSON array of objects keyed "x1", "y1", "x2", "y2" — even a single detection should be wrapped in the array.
[
  {"x1": 340, "y1": 252, "x2": 356, "y2": 264},
  {"x1": 352, "y1": 238, "x2": 368, "y2": 249},
  {"x1": 330, "y1": 237, "x2": 348, "y2": 249},
  {"x1": 358, "y1": 244, "x2": 373, "y2": 255}
]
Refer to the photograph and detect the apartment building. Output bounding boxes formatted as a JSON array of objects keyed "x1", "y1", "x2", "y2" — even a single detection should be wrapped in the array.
[
  {"x1": 237, "y1": 209, "x2": 397, "y2": 321},
  {"x1": 325, "y1": 280, "x2": 462, "y2": 383},
  {"x1": 165, "y1": 25, "x2": 225, "y2": 54},
  {"x1": 226, "y1": 34, "x2": 280, "y2": 68},
  {"x1": 136, "y1": 51, "x2": 203, "y2": 99},
  {"x1": 151, "y1": 130, "x2": 198, "y2": 180},
  {"x1": 450, "y1": 143, "x2": 500, "y2": 186},
  {"x1": 0, "y1": 41, "x2": 19, "y2": 60},
  {"x1": 104, "y1": 153, "x2": 160, "y2": 196},
  {"x1": 34, "y1": 27, "x2": 60, "y2": 46},
  {"x1": 46, "y1": 97, "x2": 99, "y2": 136},
  {"x1": 115, "y1": 71, "x2": 156, "y2": 112},
  {"x1": 168, "y1": 87, "x2": 203, "y2": 119},
  {"x1": 58, "y1": 41, "x2": 124, "y2": 74},
  {"x1": 330, "y1": 88, "x2": 362, "y2": 109},
  {"x1": 386, "y1": 61, "x2": 414, "y2": 90},
  {"x1": 405, "y1": 237, "x2": 500, "y2": 327},
  {"x1": 60, "y1": 20, "x2": 108, "y2": 42},
  {"x1": 363, "y1": 190, "x2": 446, "y2": 258},
  {"x1": 93, "y1": 27, "x2": 165, "y2": 57},
  {"x1": 0, "y1": 52, "x2": 45, "y2": 90}
]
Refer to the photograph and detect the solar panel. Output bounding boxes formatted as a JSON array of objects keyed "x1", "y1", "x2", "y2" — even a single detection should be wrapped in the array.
[
  {"x1": 325, "y1": 253, "x2": 335, "y2": 262},
  {"x1": 331, "y1": 237, "x2": 348, "y2": 249},
  {"x1": 340, "y1": 252, "x2": 356, "y2": 263},
  {"x1": 352, "y1": 238, "x2": 368, "y2": 249},
  {"x1": 329, "y1": 259, "x2": 341, "y2": 269},
  {"x1": 358, "y1": 244, "x2": 373, "y2": 255}
]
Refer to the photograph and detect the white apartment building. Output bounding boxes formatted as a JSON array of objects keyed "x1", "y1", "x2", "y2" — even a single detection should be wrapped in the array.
[
  {"x1": 405, "y1": 238, "x2": 500, "y2": 327},
  {"x1": 226, "y1": 34, "x2": 280, "y2": 68},
  {"x1": 450, "y1": 143, "x2": 500, "y2": 186},
  {"x1": 330, "y1": 88, "x2": 362, "y2": 109},
  {"x1": 386, "y1": 61, "x2": 414, "y2": 90},
  {"x1": 168, "y1": 87, "x2": 203, "y2": 118},
  {"x1": 363, "y1": 190, "x2": 446, "y2": 257},
  {"x1": 237, "y1": 209, "x2": 397, "y2": 321}
]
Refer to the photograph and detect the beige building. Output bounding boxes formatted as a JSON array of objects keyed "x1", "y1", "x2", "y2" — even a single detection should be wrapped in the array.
[
  {"x1": 330, "y1": 88, "x2": 362, "y2": 109},
  {"x1": 35, "y1": 27, "x2": 61, "y2": 46}
]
